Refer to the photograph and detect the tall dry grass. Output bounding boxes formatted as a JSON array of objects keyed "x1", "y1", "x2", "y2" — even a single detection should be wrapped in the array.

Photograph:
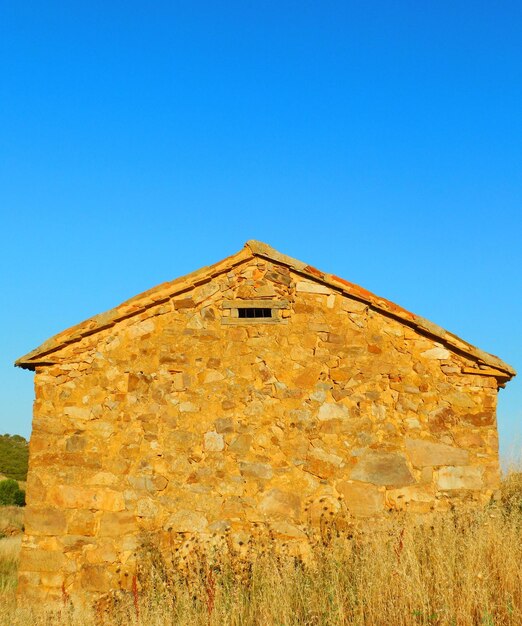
[
  {"x1": 1, "y1": 475, "x2": 521, "y2": 626},
  {"x1": 0, "y1": 536, "x2": 21, "y2": 595},
  {"x1": 0, "y1": 505, "x2": 24, "y2": 535}
]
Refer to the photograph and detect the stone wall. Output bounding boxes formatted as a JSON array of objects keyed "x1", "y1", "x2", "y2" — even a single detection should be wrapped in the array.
[{"x1": 18, "y1": 256, "x2": 502, "y2": 604}]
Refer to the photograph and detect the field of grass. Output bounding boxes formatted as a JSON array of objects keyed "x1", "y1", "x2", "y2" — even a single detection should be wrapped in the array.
[
  {"x1": 0, "y1": 506, "x2": 24, "y2": 600},
  {"x1": 1, "y1": 475, "x2": 521, "y2": 625}
]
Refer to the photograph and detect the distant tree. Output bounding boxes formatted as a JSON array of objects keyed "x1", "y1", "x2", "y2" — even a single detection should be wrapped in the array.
[
  {"x1": 0, "y1": 478, "x2": 26, "y2": 506},
  {"x1": 0, "y1": 434, "x2": 29, "y2": 481}
]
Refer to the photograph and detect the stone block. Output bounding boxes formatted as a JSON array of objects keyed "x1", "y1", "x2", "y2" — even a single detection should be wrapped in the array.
[
  {"x1": 341, "y1": 299, "x2": 367, "y2": 313},
  {"x1": 294, "y1": 366, "x2": 323, "y2": 388},
  {"x1": 204, "y1": 370, "x2": 225, "y2": 384},
  {"x1": 447, "y1": 392, "x2": 476, "y2": 409},
  {"x1": 84, "y1": 542, "x2": 118, "y2": 565},
  {"x1": 204, "y1": 431, "x2": 225, "y2": 452},
  {"x1": 296, "y1": 281, "x2": 331, "y2": 294},
  {"x1": 317, "y1": 402, "x2": 350, "y2": 421},
  {"x1": 303, "y1": 460, "x2": 333, "y2": 479},
  {"x1": 461, "y1": 410, "x2": 495, "y2": 427},
  {"x1": 67, "y1": 510, "x2": 98, "y2": 536},
  {"x1": 87, "y1": 472, "x2": 119, "y2": 486},
  {"x1": 453, "y1": 431, "x2": 485, "y2": 448},
  {"x1": 136, "y1": 498, "x2": 160, "y2": 518},
  {"x1": 24, "y1": 507, "x2": 67, "y2": 536},
  {"x1": 239, "y1": 461, "x2": 273, "y2": 480},
  {"x1": 421, "y1": 347, "x2": 450, "y2": 360},
  {"x1": 98, "y1": 512, "x2": 137, "y2": 537},
  {"x1": 215, "y1": 417, "x2": 234, "y2": 433},
  {"x1": 386, "y1": 485, "x2": 435, "y2": 512},
  {"x1": 336, "y1": 481, "x2": 384, "y2": 516},
  {"x1": 63, "y1": 406, "x2": 91, "y2": 420},
  {"x1": 173, "y1": 298, "x2": 195, "y2": 310},
  {"x1": 259, "y1": 489, "x2": 301, "y2": 520},
  {"x1": 229, "y1": 434, "x2": 252, "y2": 454},
  {"x1": 164, "y1": 510, "x2": 208, "y2": 533},
  {"x1": 350, "y1": 451, "x2": 415, "y2": 487},
  {"x1": 436, "y1": 466, "x2": 484, "y2": 490},
  {"x1": 179, "y1": 401, "x2": 199, "y2": 413},
  {"x1": 405, "y1": 438, "x2": 469, "y2": 467},
  {"x1": 48, "y1": 486, "x2": 125, "y2": 511},
  {"x1": 65, "y1": 435, "x2": 86, "y2": 452}
]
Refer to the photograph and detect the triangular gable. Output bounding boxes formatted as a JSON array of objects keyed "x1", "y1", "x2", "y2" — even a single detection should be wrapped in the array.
[{"x1": 15, "y1": 240, "x2": 516, "y2": 379}]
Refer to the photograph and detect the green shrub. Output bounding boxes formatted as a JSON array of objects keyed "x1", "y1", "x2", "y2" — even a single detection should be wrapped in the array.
[
  {"x1": 0, "y1": 434, "x2": 28, "y2": 482},
  {"x1": 0, "y1": 479, "x2": 26, "y2": 507}
]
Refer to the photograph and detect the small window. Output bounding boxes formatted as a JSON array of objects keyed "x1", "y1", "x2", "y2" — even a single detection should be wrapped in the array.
[
  {"x1": 238, "y1": 307, "x2": 273, "y2": 319},
  {"x1": 221, "y1": 299, "x2": 288, "y2": 325}
]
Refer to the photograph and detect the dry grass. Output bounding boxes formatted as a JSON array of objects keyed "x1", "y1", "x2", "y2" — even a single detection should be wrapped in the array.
[
  {"x1": 0, "y1": 506, "x2": 24, "y2": 536},
  {"x1": 1, "y1": 475, "x2": 522, "y2": 625},
  {"x1": 0, "y1": 536, "x2": 21, "y2": 594}
]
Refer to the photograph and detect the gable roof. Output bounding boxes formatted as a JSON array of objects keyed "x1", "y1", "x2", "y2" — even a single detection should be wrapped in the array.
[{"x1": 15, "y1": 240, "x2": 516, "y2": 380}]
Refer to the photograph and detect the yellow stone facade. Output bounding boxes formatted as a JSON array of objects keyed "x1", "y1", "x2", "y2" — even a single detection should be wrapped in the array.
[{"x1": 15, "y1": 241, "x2": 515, "y2": 605}]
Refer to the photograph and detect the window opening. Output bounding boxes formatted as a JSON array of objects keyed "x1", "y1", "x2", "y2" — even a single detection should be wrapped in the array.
[{"x1": 237, "y1": 308, "x2": 273, "y2": 319}]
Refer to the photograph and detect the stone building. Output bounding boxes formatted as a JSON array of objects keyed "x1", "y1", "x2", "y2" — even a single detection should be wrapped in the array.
[{"x1": 15, "y1": 240, "x2": 515, "y2": 604}]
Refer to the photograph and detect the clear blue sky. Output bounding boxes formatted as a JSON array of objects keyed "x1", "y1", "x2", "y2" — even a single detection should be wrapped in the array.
[{"x1": 1, "y1": 2, "x2": 521, "y2": 461}]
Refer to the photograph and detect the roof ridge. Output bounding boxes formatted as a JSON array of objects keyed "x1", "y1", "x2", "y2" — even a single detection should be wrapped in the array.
[{"x1": 15, "y1": 240, "x2": 516, "y2": 379}]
